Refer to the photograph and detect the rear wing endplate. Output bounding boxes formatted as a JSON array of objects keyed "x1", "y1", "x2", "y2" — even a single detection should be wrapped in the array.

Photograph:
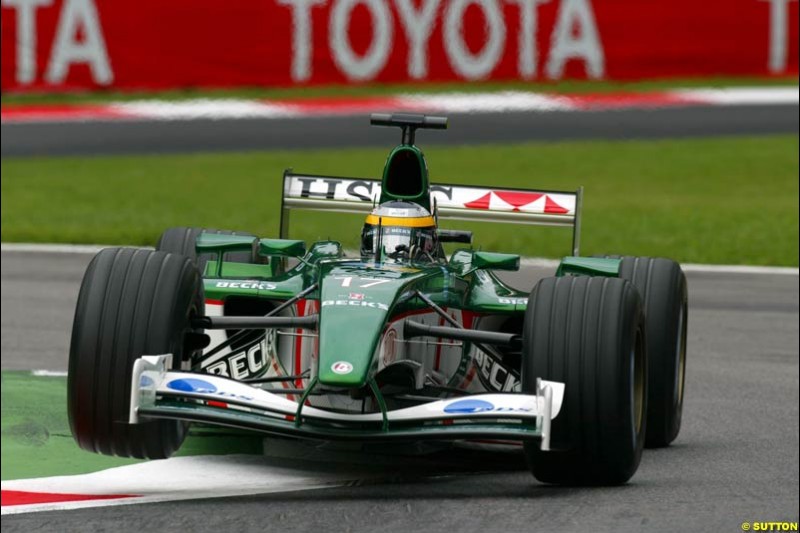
[{"x1": 280, "y1": 171, "x2": 583, "y2": 256}]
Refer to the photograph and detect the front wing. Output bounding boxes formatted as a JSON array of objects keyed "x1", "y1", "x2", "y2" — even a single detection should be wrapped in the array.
[{"x1": 130, "y1": 355, "x2": 565, "y2": 449}]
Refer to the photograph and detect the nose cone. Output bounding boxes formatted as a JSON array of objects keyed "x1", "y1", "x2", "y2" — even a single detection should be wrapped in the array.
[
  {"x1": 317, "y1": 298, "x2": 388, "y2": 387},
  {"x1": 315, "y1": 261, "x2": 426, "y2": 387}
]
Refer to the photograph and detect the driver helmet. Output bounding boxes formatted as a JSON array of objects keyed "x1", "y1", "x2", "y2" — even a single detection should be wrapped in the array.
[{"x1": 360, "y1": 201, "x2": 437, "y2": 261}]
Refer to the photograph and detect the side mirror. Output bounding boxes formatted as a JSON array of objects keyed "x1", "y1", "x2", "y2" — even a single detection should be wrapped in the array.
[
  {"x1": 556, "y1": 256, "x2": 621, "y2": 277},
  {"x1": 258, "y1": 238, "x2": 306, "y2": 258},
  {"x1": 438, "y1": 229, "x2": 472, "y2": 244},
  {"x1": 195, "y1": 233, "x2": 257, "y2": 254},
  {"x1": 472, "y1": 251, "x2": 520, "y2": 272},
  {"x1": 307, "y1": 240, "x2": 343, "y2": 259},
  {"x1": 195, "y1": 233, "x2": 258, "y2": 277}
]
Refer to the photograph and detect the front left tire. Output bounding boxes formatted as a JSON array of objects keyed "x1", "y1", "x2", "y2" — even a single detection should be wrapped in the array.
[{"x1": 597, "y1": 255, "x2": 688, "y2": 447}]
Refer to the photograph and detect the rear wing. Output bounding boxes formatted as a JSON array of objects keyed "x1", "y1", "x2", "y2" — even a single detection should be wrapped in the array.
[{"x1": 280, "y1": 171, "x2": 583, "y2": 255}]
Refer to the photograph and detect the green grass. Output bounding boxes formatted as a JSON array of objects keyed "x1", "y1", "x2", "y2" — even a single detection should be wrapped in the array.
[
  {"x1": 1, "y1": 372, "x2": 264, "y2": 480},
  {"x1": 1, "y1": 372, "x2": 141, "y2": 480},
  {"x1": 2, "y1": 135, "x2": 798, "y2": 266},
  {"x1": 2, "y1": 76, "x2": 797, "y2": 106}
]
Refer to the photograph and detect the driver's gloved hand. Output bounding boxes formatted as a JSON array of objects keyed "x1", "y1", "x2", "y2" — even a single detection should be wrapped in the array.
[{"x1": 389, "y1": 244, "x2": 409, "y2": 259}]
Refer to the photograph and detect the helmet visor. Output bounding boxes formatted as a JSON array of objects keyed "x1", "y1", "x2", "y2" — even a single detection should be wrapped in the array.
[{"x1": 361, "y1": 225, "x2": 435, "y2": 260}]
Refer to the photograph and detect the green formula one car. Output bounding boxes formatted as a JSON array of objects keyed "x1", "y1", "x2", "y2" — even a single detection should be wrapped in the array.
[{"x1": 68, "y1": 113, "x2": 687, "y2": 485}]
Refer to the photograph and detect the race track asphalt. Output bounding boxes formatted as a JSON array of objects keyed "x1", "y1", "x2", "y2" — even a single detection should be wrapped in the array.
[
  {"x1": 1, "y1": 249, "x2": 798, "y2": 532},
  {"x1": 2, "y1": 104, "x2": 799, "y2": 157}
]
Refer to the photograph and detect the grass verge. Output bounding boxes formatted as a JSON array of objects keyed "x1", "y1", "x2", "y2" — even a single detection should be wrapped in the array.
[
  {"x1": 2, "y1": 77, "x2": 797, "y2": 106},
  {"x1": 2, "y1": 134, "x2": 798, "y2": 266},
  {"x1": 1, "y1": 372, "x2": 263, "y2": 480}
]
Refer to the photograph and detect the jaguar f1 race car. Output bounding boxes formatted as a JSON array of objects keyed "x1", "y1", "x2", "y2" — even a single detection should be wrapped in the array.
[{"x1": 68, "y1": 113, "x2": 687, "y2": 485}]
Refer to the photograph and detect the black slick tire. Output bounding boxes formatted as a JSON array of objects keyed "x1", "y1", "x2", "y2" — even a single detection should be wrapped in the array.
[
  {"x1": 522, "y1": 276, "x2": 647, "y2": 485},
  {"x1": 612, "y1": 256, "x2": 688, "y2": 447},
  {"x1": 67, "y1": 247, "x2": 203, "y2": 459}
]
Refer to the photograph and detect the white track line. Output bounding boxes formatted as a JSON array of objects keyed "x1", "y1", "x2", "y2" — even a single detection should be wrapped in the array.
[
  {"x1": 517, "y1": 258, "x2": 799, "y2": 276},
  {"x1": 399, "y1": 91, "x2": 574, "y2": 113},
  {"x1": 1, "y1": 483, "x2": 337, "y2": 515},
  {"x1": 1, "y1": 455, "x2": 352, "y2": 515},
  {"x1": 675, "y1": 87, "x2": 799, "y2": 105},
  {"x1": 1, "y1": 242, "x2": 796, "y2": 276},
  {"x1": 30, "y1": 370, "x2": 68, "y2": 377},
  {"x1": 2, "y1": 87, "x2": 797, "y2": 125},
  {"x1": 678, "y1": 263, "x2": 799, "y2": 275},
  {"x1": 1, "y1": 243, "x2": 151, "y2": 254},
  {"x1": 111, "y1": 99, "x2": 302, "y2": 120}
]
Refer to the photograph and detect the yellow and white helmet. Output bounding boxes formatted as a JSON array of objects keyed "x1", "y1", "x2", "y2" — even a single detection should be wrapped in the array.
[{"x1": 360, "y1": 201, "x2": 437, "y2": 261}]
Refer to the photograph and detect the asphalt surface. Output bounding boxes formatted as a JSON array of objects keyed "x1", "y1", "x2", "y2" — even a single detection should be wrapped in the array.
[
  {"x1": 1, "y1": 250, "x2": 798, "y2": 531},
  {"x1": 2, "y1": 104, "x2": 798, "y2": 157}
]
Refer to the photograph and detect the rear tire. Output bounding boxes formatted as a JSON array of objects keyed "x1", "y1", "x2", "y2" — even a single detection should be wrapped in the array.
[
  {"x1": 68, "y1": 248, "x2": 203, "y2": 459},
  {"x1": 611, "y1": 256, "x2": 687, "y2": 447},
  {"x1": 156, "y1": 227, "x2": 259, "y2": 273},
  {"x1": 522, "y1": 276, "x2": 647, "y2": 485}
]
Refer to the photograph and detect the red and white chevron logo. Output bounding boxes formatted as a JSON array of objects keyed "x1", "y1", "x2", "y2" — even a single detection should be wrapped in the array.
[{"x1": 463, "y1": 191, "x2": 570, "y2": 214}]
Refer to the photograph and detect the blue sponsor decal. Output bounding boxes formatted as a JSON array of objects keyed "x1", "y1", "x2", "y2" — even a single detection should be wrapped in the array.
[
  {"x1": 444, "y1": 399, "x2": 495, "y2": 414},
  {"x1": 167, "y1": 378, "x2": 217, "y2": 394},
  {"x1": 139, "y1": 375, "x2": 154, "y2": 387}
]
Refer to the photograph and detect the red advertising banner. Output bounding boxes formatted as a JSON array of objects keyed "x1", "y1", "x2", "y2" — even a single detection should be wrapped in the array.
[{"x1": 1, "y1": 0, "x2": 798, "y2": 92}]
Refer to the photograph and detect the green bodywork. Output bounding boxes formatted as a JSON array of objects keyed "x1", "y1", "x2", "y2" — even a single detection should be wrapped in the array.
[
  {"x1": 556, "y1": 256, "x2": 621, "y2": 277},
  {"x1": 198, "y1": 237, "x2": 620, "y2": 391},
  {"x1": 202, "y1": 248, "x2": 522, "y2": 379},
  {"x1": 139, "y1": 125, "x2": 629, "y2": 443},
  {"x1": 194, "y1": 136, "x2": 621, "y2": 391}
]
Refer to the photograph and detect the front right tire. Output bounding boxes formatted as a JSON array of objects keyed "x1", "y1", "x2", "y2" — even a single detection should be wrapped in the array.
[
  {"x1": 68, "y1": 247, "x2": 203, "y2": 459},
  {"x1": 522, "y1": 276, "x2": 647, "y2": 485}
]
